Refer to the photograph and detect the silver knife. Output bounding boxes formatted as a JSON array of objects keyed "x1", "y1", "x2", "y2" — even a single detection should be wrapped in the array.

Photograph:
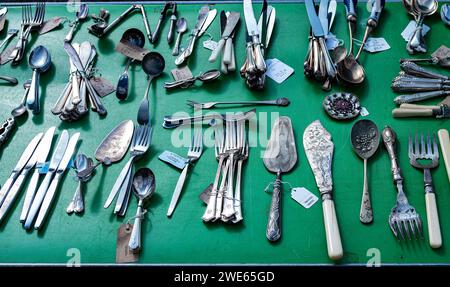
[
  {"x1": 303, "y1": 120, "x2": 343, "y2": 260},
  {"x1": 258, "y1": 6, "x2": 276, "y2": 49},
  {"x1": 0, "y1": 128, "x2": 55, "y2": 223},
  {"x1": 304, "y1": 0, "x2": 336, "y2": 77},
  {"x1": 175, "y1": 6, "x2": 210, "y2": 66},
  {"x1": 209, "y1": 12, "x2": 240, "y2": 63},
  {"x1": 63, "y1": 41, "x2": 107, "y2": 116},
  {"x1": 243, "y1": 0, "x2": 266, "y2": 72},
  {"x1": 23, "y1": 130, "x2": 69, "y2": 230},
  {"x1": 34, "y1": 132, "x2": 80, "y2": 230},
  {"x1": 0, "y1": 132, "x2": 43, "y2": 207},
  {"x1": 20, "y1": 127, "x2": 56, "y2": 223},
  {"x1": 319, "y1": 0, "x2": 330, "y2": 36},
  {"x1": 198, "y1": 9, "x2": 217, "y2": 38}
]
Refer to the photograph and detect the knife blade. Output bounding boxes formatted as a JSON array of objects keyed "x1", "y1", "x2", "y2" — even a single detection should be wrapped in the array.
[
  {"x1": 258, "y1": 6, "x2": 276, "y2": 50},
  {"x1": 244, "y1": 0, "x2": 266, "y2": 72},
  {"x1": 305, "y1": 0, "x2": 325, "y2": 38},
  {"x1": 23, "y1": 130, "x2": 69, "y2": 230},
  {"x1": 19, "y1": 126, "x2": 56, "y2": 223},
  {"x1": 319, "y1": 0, "x2": 330, "y2": 36},
  {"x1": 34, "y1": 132, "x2": 80, "y2": 230},
  {"x1": 260, "y1": 0, "x2": 268, "y2": 50},
  {"x1": 63, "y1": 41, "x2": 107, "y2": 116},
  {"x1": 174, "y1": 6, "x2": 210, "y2": 66},
  {"x1": 0, "y1": 132, "x2": 43, "y2": 207},
  {"x1": 209, "y1": 12, "x2": 240, "y2": 63},
  {"x1": 303, "y1": 120, "x2": 343, "y2": 260},
  {"x1": 199, "y1": 9, "x2": 217, "y2": 37}
]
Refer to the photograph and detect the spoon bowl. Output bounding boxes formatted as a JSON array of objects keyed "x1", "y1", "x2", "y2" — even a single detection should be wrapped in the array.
[
  {"x1": 132, "y1": 168, "x2": 156, "y2": 201},
  {"x1": 336, "y1": 54, "x2": 366, "y2": 85},
  {"x1": 129, "y1": 167, "x2": 156, "y2": 252},
  {"x1": 27, "y1": 46, "x2": 51, "y2": 114},
  {"x1": 77, "y1": 3, "x2": 89, "y2": 21},
  {"x1": 116, "y1": 28, "x2": 146, "y2": 100},
  {"x1": 137, "y1": 52, "x2": 165, "y2": 125},
  {"x1": 176, "y1": 18, "x2": 188, "y2": 34}
]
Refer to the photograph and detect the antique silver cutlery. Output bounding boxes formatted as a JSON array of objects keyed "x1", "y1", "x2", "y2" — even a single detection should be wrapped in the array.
[
  {"x1": 175, "y1": 6, "x2": 216, "y2": 66},
  {"x1": 164, "y1": 69, "x2": 220, "y2": 90},
  {"x1": 34, "y1": 132, "x2": 80, "y2": 230},
  {"x1": 172, "y1": 17, "x2": 187, "y2": 56},
  {"x1": 27, "y1": 45, "x2": 51, "y2": 115},
  {"x1": 167, "y1": 128, "x2": 203, "y2": 217},
  {"x1": 65, "y1": 3, "x2": 89, "y2": 42},
  {"x1": 187, "y1": 98, "x2": 290, "y2": 110},
  {"x1": 20, "y1": 127, "x2": 56, "y2": 223},
  {"x1": 128, "y1": 168, "x2": 155, "y2": 253},
  {"x1": 23, "y1": 130, "x2": 69, "y2": 230},
  {"x1": 0, "y1": 28, "x2": 19, "y2": 51},
  {"x1": 409, "y1": 133, "x2": 441, "y2": 248},
  {"x1": 263, "y1": 117, "x2": 297, "y2": 242},
  {"x1": 382, "y1": 126, "x2": 423, "y2": 240},
  {"x1": 66, "y1": 154, "x2": 90, "y2": 214},
  {"x1": 304, "y1": 120, "x2": 343, "y2": 260},
  {"x1": 351, "y1": 120, "x2": 380, "y2": 224}
]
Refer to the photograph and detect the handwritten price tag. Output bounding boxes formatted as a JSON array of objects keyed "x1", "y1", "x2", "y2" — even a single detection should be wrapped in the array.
[
  {"x1": 265, "y1": 58, "x2": 295, "y2": 84},
  {"x1": 115, "y1": 40, "x2": 149, "y2": 61},
  {"x1": 363, "y1": 37, "x2": 391, "y2": 53}
]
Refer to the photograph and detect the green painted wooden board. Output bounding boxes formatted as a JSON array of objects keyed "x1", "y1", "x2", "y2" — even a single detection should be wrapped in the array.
[{"x1": 0, "y1": 2, "x2": 449, "y2": 265}]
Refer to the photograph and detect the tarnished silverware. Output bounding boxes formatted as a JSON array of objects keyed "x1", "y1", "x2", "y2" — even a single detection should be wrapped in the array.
[
  {"x1": 187, "y1": 98, "x2": 290, "y2": 110},
  {"x1": 304, "y1": 120, "x2": 343, "y2": 260},
  {"x1": 382, "y1": 126, "x2": 423, "y2": 240},
  {"x1": 263, "y1": 117, "x2": 297, "y2": 242}
]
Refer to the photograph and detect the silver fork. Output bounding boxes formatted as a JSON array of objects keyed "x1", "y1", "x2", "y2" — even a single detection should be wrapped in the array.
[
  {"x1": 202, "y1": 121, "x2": 226, "y2": 222},
  {"x1": 221, "y1": 120, "x2": 241, "y2": 221},
  {"x1": 11, "y1": 2, "x2": 46, "y2": 63},
  {"x1": 8, "y1": 5, "x2": 31, "y2": 61},
  {"x1": 232, "y1": 120, "x2": 248, "y2": 224},
  {"x1": 167, "y1": 128, "x2": 203, "y2": 217},
  {"x1": 103, "y1": 124, "x2": 151, "y2": 213},
  {"x1": 187, "y1": 98, "x2": 290, "y2": 110},
  {"x1": 409, "y1": 132, "x2": 442, "y2": 248},
  {"x1": 382, "y1": 126, "x2": 423, "y2": 241}
]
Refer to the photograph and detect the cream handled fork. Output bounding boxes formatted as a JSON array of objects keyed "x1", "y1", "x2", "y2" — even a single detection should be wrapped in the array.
[
  {"x1": 409, "y1": 133, "x2": 442, "y2": 248},
  {"x1": 187, "y1": 98, "x2": 290, "y2": 110},
  {"x1": 167, "y1": 128, "x2": 203, "y2": 217}
]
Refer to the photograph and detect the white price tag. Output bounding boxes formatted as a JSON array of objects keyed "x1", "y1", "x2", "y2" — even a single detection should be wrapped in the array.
[
  {"x1": 291, "y1": 187, "x2": 319, "y2": 209},
  {"x1": 360, "y1": 107, "x2": 370, "y2": 117},
  {"x1": 265, "y1": 58, "x2": 295, "y2": 84},
  {"x1": 326, "y1": 33, "x2": 340, "y2": 50},
  {"x1": 363, "y1": 37, "x2": 391, "y2": 53},
  {"x1": 203, "y1": 40, "x2": 218, "y2": 51},
  {"x1": 401, "y1": 20, "x2": 430, "y2": 42}
]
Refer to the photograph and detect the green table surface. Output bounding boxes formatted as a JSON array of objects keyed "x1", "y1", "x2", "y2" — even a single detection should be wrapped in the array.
[{"x1": 0, "y1": 2, "x2": 449, "y2": 265}]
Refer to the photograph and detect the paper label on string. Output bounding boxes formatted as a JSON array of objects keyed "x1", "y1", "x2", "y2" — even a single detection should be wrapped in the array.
[
  {"x1": 363, "y1": 37, "x2": 391, "y2": 53},
  {"x1": 38, "y1": 17, "x2": 63, "y2": 35},
  {"x1": 431, "y1": 45, "x2": 450, "y2": 60},
  {"x1": 326, "y1": 35, "x2": 341, "y2": 50},
  {"x1": 401, "y1": 20, "x2": 430, "y2": 42},
  {"x1": 203, "y1": 39, "x2": 218, "y2": 51},
  {"x1": 199, "y1": 183, "x2": 214, "y2": 204},
  {"x1": 116, "y1": 224, "x2": 139, "y2": 263},
  {"x1": 158, "y1": 151, "x2": 188, "y2": 170},
  {"x1": 89, "y1": 76, "x2": 115, "y2": 98},
  {"x1": 38, "y1": 159, "x2": 74, "y2": 174},
  {"x1": 115, "y1": 40, "x2": 149, "y2": 61},
  {"x1": 291, "y1": 187, "x2": 319, "y2": 209},
  {"x1": 0, "y1": 45, "x2": 14, "y2": 65},
  {"x1": 265, "y1": 58, "x2": 295, "y2": 84},
  {"x1": 171, "y1": 66, "x2": 193, "y2": 81},
  {"x1": 360, "y1": 107, "x2": 370, "y2": 117}
]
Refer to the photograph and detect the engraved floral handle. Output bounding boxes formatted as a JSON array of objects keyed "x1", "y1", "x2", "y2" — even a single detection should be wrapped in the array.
[
  {"x1": 359, "y1": 159, "x2": 373, "y2": 224},
  {"x1": 266, "y1": 171, "x2": 282, "y2": 242},
  {"x1": 401, "y1": 61, "x2": 449, "y2": 80},
  {"x1": 382, "y1": 126, "x2": 403, "y2": 183}
]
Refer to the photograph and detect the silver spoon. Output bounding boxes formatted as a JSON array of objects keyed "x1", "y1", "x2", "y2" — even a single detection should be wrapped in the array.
[
  {"x1": 137, "y1": 52, "x2": 165, "y2": 125},
  {"x1": 172, "y1": 18, "x2": 187, "y2": 56},
  {"x1": 27, "y1": 46, "x2": 52, "y2": 115},
  {"x1": 11, "y1": 80, "x2": 31, "y2": 118},
  {"x1": 351, "y1": 120, "x2": 380, "y2": 224},
  {"x1": 116, "y1": 28, "x2": 146, "y2": 101},
  {"x1": 408, "y1": 0, "x2": 438, "y2": 54},
  {"x1": 442, "y1": 4, "x2": 450, "y2": 25},
  {"x1": 65, "y1": 4, "x2": 89, "y2": 42},
  {"x1": 128, "y1": 168, "x2": 156, "y2": 253},
  {"x1": 67, "y1": 154, "x2": 90, "y2": 214}
]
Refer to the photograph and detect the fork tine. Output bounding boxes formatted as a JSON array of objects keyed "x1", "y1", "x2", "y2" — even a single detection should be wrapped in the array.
[
  {"x1": 420, "y1": 133, "x2": 426, "y2": 157},
  {"x1": 131, "y1": 125, "x2": 139, "y2": 147},
  {"x1": 396, "y1": 220, "x2": 405, "y2": 240},
  {"x1": 433, "y1": 133, "x2": 439, "y2": 157},
  {"x1": 415, "y1": 217, "x2": 424, "y2": 239},
  {"x1": 139, "y1": 124, "x2": 149, "y2": 146},
  {"x1": 414, "y1": 133, "x2": 419, "y2": 156},
  {"x1": 426, "y1": 132, "x2": 432, "y2": 156},
  {"x1": 408, "y1": 219, "x2": 416, "y2": 239},
  {"x1": 408, "y1": 134, "x2": 413, "y2": 157},
  {"x1": 403, "y1": 220, "x2": 411, "y2": 240},
  {"x1": 389, "y1": 219, "x2": 398, "y2": 239}
]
